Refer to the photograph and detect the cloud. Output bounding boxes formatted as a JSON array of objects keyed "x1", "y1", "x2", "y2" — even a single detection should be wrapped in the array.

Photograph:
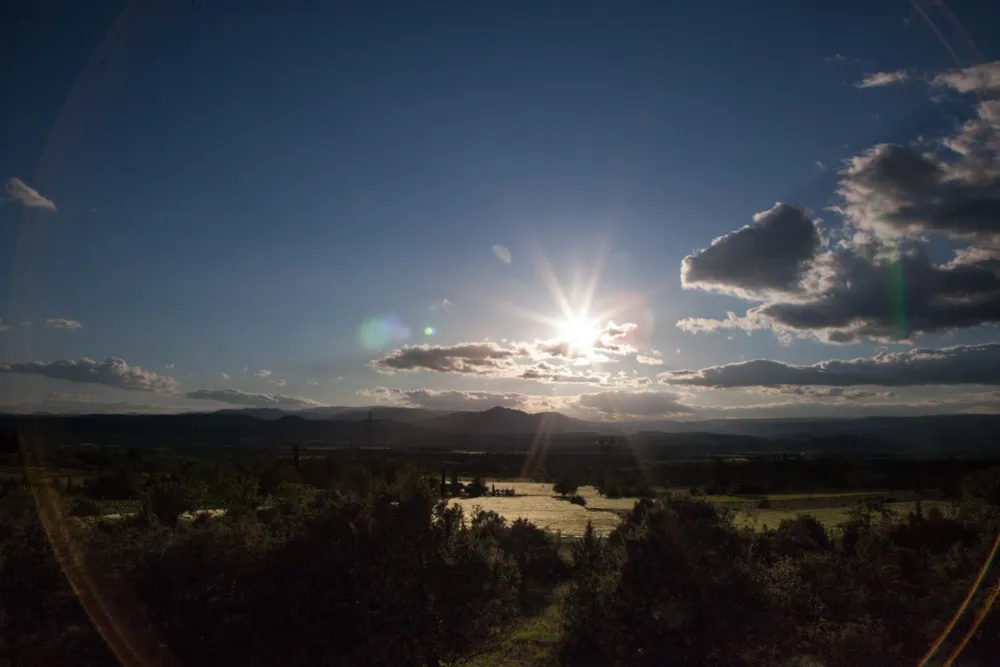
[
  {"x1": 837, "y1": 142, "x2": 1000, "y2": 243},
  {"x1": 0, "y1": 321, "x2": 9, "y2": 333},
  {"x1": 679, "y1": 95, "x2": 1000, "y2": 344},
  {"x1": 492, "y1": 244, "x2": 512, "y2": 264},
  {"x1": 855, "y1": 70, "x2": 909, "y2": 88},
  {"x1": 271, "y1": 379, "x2": 287, "y2": 387},
  {"x1": 751, "y1": 386, "x2": 895, "y2": 401},
  {"x1": 681, "y1": 203, "x2": 822, "y2": 298},
  {"x1": 0, "y1": 357, "x2": 179, "y2": 392},
  {"x1": 219, "y1": 372, "x2": 231, "y2": 381},
  {"x1": 164, "y1": 363, "x2": 175, "y2": 369},
  {"x1": 371, "y1": 323, "x2": 643, "y2": 380},
  {"x1": 4, "y1": 178, "x2": 56, "y2": 211},
  {"x1": 430, "y1": 298, "x2": 453, "y2": 312},
  {"x1": 305, "y1": 380, "x2": 318, "y2": 386},
  {"x1": 574, "y1": 390, "x2": 693, "y2": 418},
  {"x1": 635, "y1": 350, "x2": 665, "y2": 365},
  {"x1": 372, "y1": 342, "x2": 527, "y2": 375},
  {"x1": 185, "y1": 389, "x2": 323, "y2": 408},
  {"x1": 662, "y1": 343, "x2": 1000, "y2": 388},
  {"x1": 359, "y1": 386, "x2": 548, "y2": 412},
  {"x1": 518, "y1": 362, "x2": 610, "y2": 384},
  {"x1": 255, "y1": 369, "x2": 272, "y2": 378},
  {"x1": 933, "y1": 62, "x2": 1000, "y2": 94},
  {"x1": 43, "y1": 318, "x2": 82, "y2": 329}
]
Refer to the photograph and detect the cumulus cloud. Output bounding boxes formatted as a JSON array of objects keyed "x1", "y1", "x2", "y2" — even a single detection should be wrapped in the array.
[
  {"x1": 0, "y1": 357, "x2": 179, "y2": 392},
  {"x1": 838, "y1": 143, "x2": 1000, "y2": 242},
  {"x1": 662, "y1": 343, "x2": 1000, "y2": 388},
  {"x1": 185, "y1": 389, "x2": 323, "y2": 408},
  {"x1": 255, "y1": 369, "x2": 272, "y2": 378},
  {"x1": 371, "y1": 324, "x2": 644, "y2": 380},
  {"x1": 679, "y1": 93, "x2": 1000, "y2": 344},
  {"x1": 43, "y1": 318, "x2": 82, "y2": 329},
  {"x1": 574, "y1": 390, "x2": 693, "y2": 418},
  {"x1": 681, "y1": 203, "x2": 822, "y2": 298},
  {"x1": 933, "y1": 62, "x2": 1000, "y2": 94},
  {"x1": 271, "y1": 379, "x2": 287, "y2": 387},
  {"x1": 4, "y1": 177, "x2": 56, "y2": 211},
  {"x1": 164, "y1": 363, "x2": 175, "y2": 369},
  {"x1": 372, "y1": 342, "x2": 527, "y2": 375},
  {"x1": 220, "y1": 372, "x2": 231, "y2": 381},
  {"x1": 855, "y1": 70, "x2": 909, "y2": 88},
  {"x1": 305, "y1": 380, "x2": 318, "y2": 386}
]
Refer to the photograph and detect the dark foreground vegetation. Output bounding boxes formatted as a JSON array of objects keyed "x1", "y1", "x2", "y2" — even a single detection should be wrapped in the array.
[{"x1": 2, "y1": 421, "x2": 1000, "y2": 666}]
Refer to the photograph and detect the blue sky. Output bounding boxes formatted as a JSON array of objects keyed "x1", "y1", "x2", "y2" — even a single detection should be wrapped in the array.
[{"x1": 3, "y1": 0, "x2": 1000, "y2": 419}]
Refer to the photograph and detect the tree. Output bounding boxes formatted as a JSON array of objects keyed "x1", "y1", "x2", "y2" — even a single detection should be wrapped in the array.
[{"x1": 553, "y1": 478, "x2": 578, "y2": 497}]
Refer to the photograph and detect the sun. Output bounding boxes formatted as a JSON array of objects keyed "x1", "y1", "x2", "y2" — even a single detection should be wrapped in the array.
[{"x1": 558, "y1": 315, "x2": 600, "y2": 352}]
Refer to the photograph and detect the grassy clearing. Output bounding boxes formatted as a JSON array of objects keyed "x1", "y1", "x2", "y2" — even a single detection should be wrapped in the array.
[
  {"x1": 94, "y1": 499, "x2": 143, "y2": 515},
  {"x1": 462, "y1": 583, "x2": 566, "y2": 667},
  {"x1": 735, "y1": 500, "x2": 954, "y2": 532},
  {"x1": 451, "y1": 482, "x2": 634, "y2": 536}
]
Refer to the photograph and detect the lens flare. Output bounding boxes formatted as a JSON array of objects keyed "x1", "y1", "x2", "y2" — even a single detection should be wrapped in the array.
[
  {"x1": 358, "y1": 314, "x2": 411, "y2": 350},
  {"x1": 424, "y1": 326, "x2": 436, "y2": 336}
]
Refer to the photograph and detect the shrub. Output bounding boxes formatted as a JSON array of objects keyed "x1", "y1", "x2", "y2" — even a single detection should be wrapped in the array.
[
  {"x1": 569, "y1": 494, "x2": 587, "y2": 506},
  {"x1": 554, "y1": 478, "x2": 579, "y2": 497},
  {"x1": 69, "y1": 496, "x2": 101, "y2": 518}
]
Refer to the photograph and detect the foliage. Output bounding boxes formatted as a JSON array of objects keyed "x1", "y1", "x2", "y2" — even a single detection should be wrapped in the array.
[
  {"x1": 553, "y1": 478, "x2": 578, "y2": 497},
  {"x1": 568, "y1": 494, "x2": 586, "y2": 507}
]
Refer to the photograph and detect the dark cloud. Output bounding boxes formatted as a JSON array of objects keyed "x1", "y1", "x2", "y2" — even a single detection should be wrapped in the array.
[
  {"x1": 839, "y1": 143, "x2": 1000, "y2": 242},
  {"x1": 752, "y1": 386, "x2": 895, "y2": 401},
  {"x1": 43, "y1": 318, "x2": 82, "y2": 329},
  {"x1": 0, "y1": 357, "x2": 179, "y2": 392},
  {"x1": 575, "y1": 390, "x2": 693, "y2": 418},
  {"x1": 662, "y1": 343, "x2": 1000, "y2": 388},
  {"x1": 681, "y1": 203, "x2": 822, "y2": 298},
  {"x1": 372, "y1": 342, "x2": 527, "y2": 375},
  {"x1": 185, "y1": 388, "x2": 323, "y2": 408},
  {"x1": 4, "y1": 177, "x2": 56, "y2": 211}
]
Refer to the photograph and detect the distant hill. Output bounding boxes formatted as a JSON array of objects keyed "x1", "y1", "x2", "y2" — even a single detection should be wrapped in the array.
[{"x1": 418, "y1": 406, "x2": 602, "y2": 434}]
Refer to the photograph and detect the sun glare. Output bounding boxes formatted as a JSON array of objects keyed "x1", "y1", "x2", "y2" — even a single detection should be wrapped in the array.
[{"x1": 558, "y1": 316, "x2": 600, "y2": 351}]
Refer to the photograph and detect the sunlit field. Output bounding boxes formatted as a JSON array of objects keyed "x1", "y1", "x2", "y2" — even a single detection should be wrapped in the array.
[
  {"x1": 450, "y1": 483, "x2": 626, "y2": 536},
  {"x1": 450, "y1": 481, "x2": 955, "y2": 536}
]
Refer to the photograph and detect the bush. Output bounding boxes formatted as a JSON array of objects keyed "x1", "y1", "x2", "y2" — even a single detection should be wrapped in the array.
[
  {"x1": 554, "y1": 478, "x2": 579, "y2": 497},
  {"x1": 569, "y1": 494, "x2": 587, "y2": 506},
  {"x1": 69, "y1": 496, "x2": 101, "y2": 518}
]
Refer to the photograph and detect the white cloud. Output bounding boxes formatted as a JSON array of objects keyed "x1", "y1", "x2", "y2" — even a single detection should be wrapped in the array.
[
  {"x1": 0, "y1": 357, "x2": 179, "y2": 392},
  {"x1": 43, "y1": 318, "x2": 82, "y2": 329},
  {"x1": 492, "y1": 244, "x2": 512, "y2": 264},
  {"x1": 220, "y1": 372, "x2": 231, "y2": 381},
  {"x1": 933, "y1": 62, "x2": 1000, "y2": 94},
  {"x1": 635, "y1": 350, "x2": 665, "y2": 365},
  {"x1": 255, "y1": 369, "x2": 272, "y2": 378},
  {"x1": 305, "y1": 380, "x2": 318, "y2": 386},
  {"x1": 4, "y1": 177, "x2": 56, "y2": 211},
  {"x1": 164, "y1": 363, "x2": 175, "y2": 369},
  {"x1": 430, "y1": 298, "x2": 453, "y2": 312},
  {"x1": 855, "y1": 70, "x2": 909, "y2": 88},
  {"x1": 359, "y1": 386, "x2": 562, "y2": 413},
  {"x1": 271, "y1": 378, "x2": 287, "y2": 387}
]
